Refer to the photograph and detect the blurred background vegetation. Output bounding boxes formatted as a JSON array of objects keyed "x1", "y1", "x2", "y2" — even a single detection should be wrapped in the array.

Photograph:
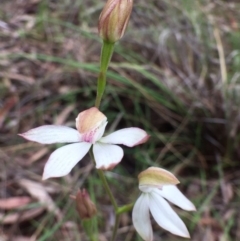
[{"x1": 1, "y1": 0, "x2": 240, "y2": 240}]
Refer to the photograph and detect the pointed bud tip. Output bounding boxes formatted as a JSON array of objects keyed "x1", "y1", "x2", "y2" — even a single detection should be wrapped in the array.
[{"x1": 98, "y1": 0, "x2": 133, "y2": 43}]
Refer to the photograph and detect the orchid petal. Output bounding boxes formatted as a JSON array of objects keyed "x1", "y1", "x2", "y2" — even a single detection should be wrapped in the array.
[
  {"x1": 93, "y1": 143, "x2": 123, "y2": 169},
  {"x1": 99, "y1": 127, "x2": 149, "y2": 147},
  {"x1": 94, "y1": 121, "x2": 108, "y2": 143},
  {"x1": 19, "y1": 125, "x2": 82, "y2": 144},
  {"x1": 43, "y1": 142, "x2": 91, "y2": 180},
  {"x1": 157, "y1": 186, "x2": 196, "y2": 211},
  {"x1": 149, "y1": 191, "x2": 190, "y2": 238},
  {"x1": 132, "y1": 193, "x2": 153, "y2": 241}
]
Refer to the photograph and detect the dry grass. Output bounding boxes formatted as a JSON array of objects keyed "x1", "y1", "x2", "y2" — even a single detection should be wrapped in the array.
[{"x1": 1, "y1": 0, "x2": 240, "y2": 240}]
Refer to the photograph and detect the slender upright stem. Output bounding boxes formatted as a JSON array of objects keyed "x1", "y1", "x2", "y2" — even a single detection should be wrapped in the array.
[
  {"x1": 89, "y1": 149, "x2": 118, "y2": 211},
  {"x1": 110, "y1": 214, "x2": 120, "y2": 241},
  {"x1": 89, "y1": 149, "x2": 120, "y2": 241},
  {"x1": 96, "y1": 169, "x2": 118, "y2": 211},
  {"x1": 95, "y1": 41, "x2": 115, "y2": 108},
  {"x1": 110, "y1": 204, "x2": 134, "y2": 241},
  {"x1": 93, "y1": 40, "x2": 119, "y2": 241}
]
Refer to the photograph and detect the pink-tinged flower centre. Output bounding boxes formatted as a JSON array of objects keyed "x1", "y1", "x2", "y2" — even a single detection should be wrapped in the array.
[
  {"x1": 82, "y1": 128, "x2": 98, "y2": 143},
  {"x1": 75, "y1": 107, "x2": 107, "y2": 143}
]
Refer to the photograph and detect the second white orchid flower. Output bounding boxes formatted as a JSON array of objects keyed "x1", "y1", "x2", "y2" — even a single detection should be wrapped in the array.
[
  {"x1": 19, "y1": 107, "x2": 149, "y2": 180},
  {"x1": 132, "y1": 167, "x2": 196, "y2": 240}
]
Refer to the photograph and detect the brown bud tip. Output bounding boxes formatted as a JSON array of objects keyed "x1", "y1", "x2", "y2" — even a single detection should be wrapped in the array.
[
  {"x1": 75, "y1": 189, "x2": 97, "y2": 220},
  {"x1": 98, "y1": 0, "x2": 133, "y2": 43}
]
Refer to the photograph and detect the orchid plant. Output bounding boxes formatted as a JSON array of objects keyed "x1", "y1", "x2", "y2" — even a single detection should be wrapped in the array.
[{"x1": 19, "y1": 0, "x2": 196, "y2": 240}]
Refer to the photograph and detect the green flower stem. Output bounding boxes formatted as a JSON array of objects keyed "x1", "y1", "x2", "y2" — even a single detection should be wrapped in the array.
[
  {"x1": 111, "y1": 204, "x2": 134, "y2": 241},
  {"x1": 82, "y1": 219, "x2": 97, "y2": 241},
  {"x1": 110, "y1": 214, "x2": 120, "y2": 241},
  {"x1": 89, "y1": 149, "x2": 118, "y2": 211},
  {"x1": 93, "y1": 40, "x2": 119, "y2": 241},
  {"x1": 89, "y1": 148, "x2": 134, "y2": 241},
  {"x1": 95, "y1": 41, "x2": 115, "y2": 108},
  {"x1": 116, "y1": 203, "x2": 134, "y2": 214},
  {"x1": 96, "y1": 169, "x2": 118, "y2": 211}
]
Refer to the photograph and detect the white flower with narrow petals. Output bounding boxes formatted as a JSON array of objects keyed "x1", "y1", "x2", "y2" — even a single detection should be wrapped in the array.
[
  {"x1": 132, "y1": 167, "x2": 196, "y2": 240},
  {"x1": 19, "y1": 107, "x2": 149, "y2": 180}
]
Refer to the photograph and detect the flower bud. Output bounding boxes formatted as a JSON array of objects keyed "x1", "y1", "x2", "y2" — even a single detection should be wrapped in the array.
[
  {"x1": 98, "y1": 0, "x2": 133, "y2": 43},
  {"x1": 138, "y1": 167, "x2": 180, "y2": 188},
  {"x1": 73, "y1": 189, "x2": 97, "y2": 220},
  {"x1": 76, "y1": 107, "x2": 107, "y2": 143}
]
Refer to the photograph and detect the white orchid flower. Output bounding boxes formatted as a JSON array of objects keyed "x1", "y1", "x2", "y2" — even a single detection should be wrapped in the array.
[
  {"x1": 19, "y1": 107, "x2": 149, "y2": 180},
  {"x1": 132, "y1": 167, "x2": 196, "y2": 240}
]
